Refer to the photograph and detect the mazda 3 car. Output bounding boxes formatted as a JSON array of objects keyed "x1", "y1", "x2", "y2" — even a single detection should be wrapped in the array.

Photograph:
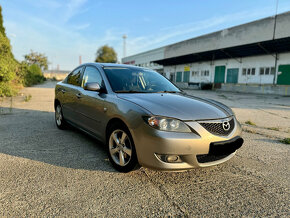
[{"x1": 55, "y1": 63, "x2": 243, "y2": 172}]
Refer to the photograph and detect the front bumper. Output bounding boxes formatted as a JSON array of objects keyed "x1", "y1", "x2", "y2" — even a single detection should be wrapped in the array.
[{"x1": 131, "y1": 116, "x2": 243, "y2": 171}]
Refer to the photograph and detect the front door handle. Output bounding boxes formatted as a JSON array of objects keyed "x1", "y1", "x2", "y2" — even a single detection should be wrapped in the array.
[
  {"x1": 61, "y1": 89, "x2": 66, "y2": 93},
  {"x1": 76, "y1": 93, "x2": 82, "y2": 98}
]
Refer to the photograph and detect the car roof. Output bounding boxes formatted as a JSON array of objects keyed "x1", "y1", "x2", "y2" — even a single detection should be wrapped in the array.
[
  {"x1": 81, "y1": 62, "x2": 152, "y2": 70},
  {"x1": 84, "y1": 62, "x2": 134, "y2": 68}
]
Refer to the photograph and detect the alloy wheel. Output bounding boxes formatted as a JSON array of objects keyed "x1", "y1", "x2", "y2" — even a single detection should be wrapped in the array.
[
  {"x1": 55, "y1": 105, "x2": 62, "y2": 126},
  {"x1": 109, "y1": 129, "x2": 132, "y2": 166}
]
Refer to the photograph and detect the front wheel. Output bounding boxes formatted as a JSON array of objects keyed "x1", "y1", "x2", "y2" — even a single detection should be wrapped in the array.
[
  {"x1": 55, "y1": 104, "x2": 67, "y2": 129},
  {"x1": 107, "y1": 123, "x2": 139, "y2": 172}
]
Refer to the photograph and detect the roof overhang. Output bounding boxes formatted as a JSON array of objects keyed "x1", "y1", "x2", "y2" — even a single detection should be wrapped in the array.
[{"x1": 153, "y1": 37, "x2": 290, "y2": 66}]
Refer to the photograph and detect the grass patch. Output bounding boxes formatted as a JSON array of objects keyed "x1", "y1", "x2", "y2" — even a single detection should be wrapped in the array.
[
  {"x1": 245, "y1": 120, "x2": 256, "y2": 126},
  {"x1": 24, "y1": 94, "x2": 32, "y2": 102},
  {"x1": 218, "y1": 94, "x2": 228, "y2": 99},
  {"x1": 280, "y1": 138, "x2": 290, "y2": 144},
  {"x1": 267, "y1": 127, "x2": 279, "y2": 131},
  {"x1": 243, "y1": 129, "x2": 257, "y2": 134}
]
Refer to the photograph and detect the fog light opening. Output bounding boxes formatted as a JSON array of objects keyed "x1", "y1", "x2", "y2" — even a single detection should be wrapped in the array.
[{"x1": 157, "y1": 154, "x2": 183, "y2": 163}]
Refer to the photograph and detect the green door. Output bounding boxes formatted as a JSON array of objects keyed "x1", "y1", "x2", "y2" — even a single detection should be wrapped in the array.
[
  {"x1": 226, "y1": 68, "x2": 239, "y2": 83},
  {"x1": 176, "y1": 72, "x2": 182, "y2": 82},
  {"x1": 183, "y1": 71, "x2": 190, "y2": 82},
  {"x1": 214, "y1": 66, "x2": 226, "y2": 83},
  {"x1": 277, "y1": 65, "x2": 290, "y2": 85}
]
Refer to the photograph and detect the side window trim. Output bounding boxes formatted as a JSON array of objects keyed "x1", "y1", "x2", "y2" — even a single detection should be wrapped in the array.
[{"x1": 81, "y1": 66, "x2": 88, "y2": 88}]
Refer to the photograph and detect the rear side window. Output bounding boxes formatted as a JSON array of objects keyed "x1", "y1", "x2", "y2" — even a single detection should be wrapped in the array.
[
  {"x1": 82, "y1": 66, "x2": 103, "y2": 87},
  {"x1": 67, "y1": 67, "x2": 83, "y2": 86}
]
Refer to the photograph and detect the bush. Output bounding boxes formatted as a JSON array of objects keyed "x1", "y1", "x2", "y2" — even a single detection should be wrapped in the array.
[
  {"x1": 0, "y1": 81, "x2": 17, "y2": 97},
  {"x1": 22, "y1": 64, "x2": 46, "y2": 87}
]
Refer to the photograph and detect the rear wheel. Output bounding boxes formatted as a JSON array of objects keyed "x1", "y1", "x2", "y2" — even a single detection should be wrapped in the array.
[
  {"x1": 55, "y1": 104, "x2": 67, "y2": 129},
  {"x1": 107, "y1": 123, "x2": 138, "y2": 172}
]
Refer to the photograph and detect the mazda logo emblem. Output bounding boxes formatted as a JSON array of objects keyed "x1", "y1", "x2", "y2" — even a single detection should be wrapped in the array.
[{"x1": 222, "y1": 121, "x2": 230, "y2": 131}]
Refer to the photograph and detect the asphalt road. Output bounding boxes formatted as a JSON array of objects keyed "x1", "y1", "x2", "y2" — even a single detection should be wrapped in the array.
[{"x1": 0, "y1": 81, "x2": 289, "y2": 217}]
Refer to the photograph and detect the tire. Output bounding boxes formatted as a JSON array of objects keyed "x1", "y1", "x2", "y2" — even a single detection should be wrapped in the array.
[
  {"x1": 55, "y1": 103, "x2": 67, "y2": 130},
  {"x1": 107, "y1": 122, "x2": 139, "y2": 172}
]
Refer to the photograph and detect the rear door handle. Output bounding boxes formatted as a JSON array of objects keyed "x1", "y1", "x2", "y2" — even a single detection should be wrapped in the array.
[
  {"x1": 61, "y1": 89, "x2": 66, "y2": 93},
  {"x1": 76, "y1": 93, "x2": 82, "y2": 98}
]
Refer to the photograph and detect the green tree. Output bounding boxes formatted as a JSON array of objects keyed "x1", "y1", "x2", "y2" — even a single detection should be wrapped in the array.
[
  {"x1": 24, "y1": 50, "x2": 49, "y2": 70},
  {"x1": 0, "y1": 5, "x2": 46, "y2": 96},
  {"x1": 0, "y1": 6, "x2": 5, "y2": 35},
  {"x1": 0, "y1": 5, "x2": 18, "y2": 96},
  {"x1": 95, "y1": 45, "x2": 117, "y2": 63},
  {"x1": 0, "y1": 34, "x2": 17, "y2": 82}
]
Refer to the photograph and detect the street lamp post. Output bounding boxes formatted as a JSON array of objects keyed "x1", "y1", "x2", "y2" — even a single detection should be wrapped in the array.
[{"x1": 123, "y1": 34, "x2": 127, "y2": 58}]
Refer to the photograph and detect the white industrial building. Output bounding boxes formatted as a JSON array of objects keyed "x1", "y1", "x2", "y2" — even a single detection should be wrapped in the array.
[
  {"x1": 122, "y1": 11, "x2": 290, "y2": 94},
  {"x1": 123, "y1": 47, "x2": 164, "y2": 73}
]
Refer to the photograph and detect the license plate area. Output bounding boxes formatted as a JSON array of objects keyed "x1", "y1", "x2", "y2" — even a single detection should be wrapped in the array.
[{"x1": 209, "y1": 136, "x2": 244, "y2": 156}]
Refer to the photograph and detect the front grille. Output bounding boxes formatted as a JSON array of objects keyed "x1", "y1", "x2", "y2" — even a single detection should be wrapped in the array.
[{"x1": 199, "y1": 118, "x2": 235, "y2": 136}]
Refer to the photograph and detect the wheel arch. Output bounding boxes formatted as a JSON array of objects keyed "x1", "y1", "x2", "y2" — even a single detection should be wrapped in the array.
[
  {"x1": 105, "y1": 117, "x2": 140, "y2": 170},
  {"x1": 54, "y1": 99, "x2": 60, "y2": 110},
  {"x1": 106, "y1": 118, "x2": 130, "y2": 142}
]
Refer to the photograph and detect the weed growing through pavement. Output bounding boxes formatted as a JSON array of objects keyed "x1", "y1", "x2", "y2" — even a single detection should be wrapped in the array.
[
  {"x1": 267, "y1": 127, "x2": 280, "y2": 131},
  {"x1": 218, "y1": 94, "x2": 228, "y2": 99},
  {"x1": 280, "y1": 138, "x2": 290, "y2": 144},
  {"x1": 245, "y1": 120, "x2": 256, "y2": 126},
  {"x1": 24, "y1": 94, "x2": 32, "y2": 102}
]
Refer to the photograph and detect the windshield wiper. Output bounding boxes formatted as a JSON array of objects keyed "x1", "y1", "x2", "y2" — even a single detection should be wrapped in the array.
[
  {"x1": 115, "y1": 90, "x2": 147, "y2": 93},
  {"x1": 156, "y1": 90, "x2": 179, "y2": 93}
]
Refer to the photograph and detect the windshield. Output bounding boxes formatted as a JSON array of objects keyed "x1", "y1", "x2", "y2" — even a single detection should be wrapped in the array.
[{"x1": 103, "y1": 67, "x2": 181, "y2": 93}]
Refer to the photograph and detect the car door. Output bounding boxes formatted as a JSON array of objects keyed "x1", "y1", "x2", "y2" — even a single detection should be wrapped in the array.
[
  {"x1": 61, "y1": 66, "x2": 84, "y2": 125},
  {"x1": 77, "y1": 65, "x2": 106, "y2": 139}
]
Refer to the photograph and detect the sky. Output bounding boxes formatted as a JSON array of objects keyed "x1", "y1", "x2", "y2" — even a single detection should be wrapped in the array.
[{"x1": 1, "y1": 0, "x2": 290, "y2": 71}]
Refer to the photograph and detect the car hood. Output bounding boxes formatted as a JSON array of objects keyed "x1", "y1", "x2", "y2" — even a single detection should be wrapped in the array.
[{"x1": 117, "y1": 92, "x2": 233, "y2": 121}]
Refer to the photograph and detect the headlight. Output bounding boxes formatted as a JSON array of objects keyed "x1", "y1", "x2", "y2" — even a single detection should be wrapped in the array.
[{"x1": 143, "y1": 116, "x2": 191, "y2": 133}]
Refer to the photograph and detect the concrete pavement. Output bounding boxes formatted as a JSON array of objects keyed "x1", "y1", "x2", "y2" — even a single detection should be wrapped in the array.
[{"x1": 0, "y1": 81, "x2": 289, "y2": 217}]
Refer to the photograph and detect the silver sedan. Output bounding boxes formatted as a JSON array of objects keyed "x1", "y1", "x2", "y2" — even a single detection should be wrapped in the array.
[{"x1": 55, "y1": 63, "x2": 243, "y2": 172}]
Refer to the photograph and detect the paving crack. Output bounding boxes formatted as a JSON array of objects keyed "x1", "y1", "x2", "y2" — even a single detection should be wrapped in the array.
[
  {"x1": 140, "y1": 168, "x2": 188, "y2": 216},
  {"x1": 257, "y1": 108, "x2": 290, "y2": 119}
]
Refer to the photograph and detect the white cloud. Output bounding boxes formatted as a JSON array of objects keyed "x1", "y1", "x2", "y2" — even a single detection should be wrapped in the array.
[
  {"x1": 5, "y1": 1, "x2": 290, "y2": 70},
  {"x1": 63, "y1": 0, "x2": 88, "y2": 22},
  {"x1": 73, "y1": 23, "x2": 91, "y2": 30},
  {"x1": 125, "y1": 7, "x2": 290, "y2": 57},
  {"x1": 8, "y1": 33, "x2": 16, "y2": 38},
  {"x1": 26, "y1": 0, "x2": 62, "y2": 9}
]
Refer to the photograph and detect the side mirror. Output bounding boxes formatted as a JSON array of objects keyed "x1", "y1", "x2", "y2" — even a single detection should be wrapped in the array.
[{"x1": 84, "y1": 82, "x2": 101, "y2": 92}]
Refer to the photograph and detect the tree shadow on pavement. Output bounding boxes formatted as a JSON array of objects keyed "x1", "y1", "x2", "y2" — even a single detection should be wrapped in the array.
[{"x1": 0, "y1": 107, "x2": 116, "y2": 172}]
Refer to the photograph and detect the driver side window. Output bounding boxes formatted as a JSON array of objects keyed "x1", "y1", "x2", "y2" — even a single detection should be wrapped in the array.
[{"x1": 82, "y1": 66, "x2": 103, "y2": 87}]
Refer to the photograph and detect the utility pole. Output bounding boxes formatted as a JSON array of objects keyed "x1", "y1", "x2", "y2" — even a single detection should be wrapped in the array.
[
  {"x1": 273, "y1": 0, "x2": 279, "y2": 85},
  {"x1": 79, "y1": 55, "x2": 82, "y2": 65},
  {"x1": 123, "y1": 34, "x2": 127, "y2": 58}
]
